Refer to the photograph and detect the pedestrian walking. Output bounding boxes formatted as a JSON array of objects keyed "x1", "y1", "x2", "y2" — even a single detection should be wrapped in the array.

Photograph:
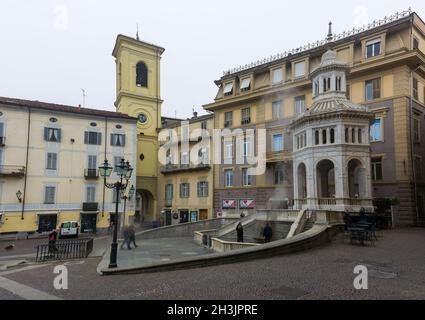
[
  {"x1": 48, "y1": 228, "x2": 58, "y2": 254},
  {"x1": 236, "y1": 222, "x2": 244, "y2": 243},
  {"x1": 128, "y1": 224, "x2": 138, "y2": 248},
  {"x1": 263, "y1": 223, "x2": 273, "y2": 243},
  {"x1": 120, "y1": 225, "x2": 131, "y2": 250}
]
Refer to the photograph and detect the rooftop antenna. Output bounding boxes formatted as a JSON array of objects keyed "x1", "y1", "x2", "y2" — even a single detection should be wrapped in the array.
[
  {"x1": 136, "y1": 24, "x2": 140, "y2": 41},
  {"x1": 81, "y1": 88, "x2": 86, "y2": 107}
]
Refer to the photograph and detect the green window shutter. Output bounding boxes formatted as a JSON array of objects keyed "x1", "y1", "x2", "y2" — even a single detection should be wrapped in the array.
[
  {"x1": 97, "y1": 133, "x2": 102, "y2": 145},
  {"x1": 57, "y1": 129, "x2": 61, "y2": 142},
  {"x1": 84, "y1": 132, "x2": 88, "y2": 144},
  {"x1": 44, "y1": 127, "x2": 49, "y2": 141}
]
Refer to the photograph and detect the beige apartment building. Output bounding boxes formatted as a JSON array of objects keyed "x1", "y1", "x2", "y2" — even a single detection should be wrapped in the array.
[
  {"x1": 204, "y1": 9, "x2": 425, "y2": 226},
  {"x1": 157, "y1": 113, "x2": 214, "y2": 225},
  {"x1": 0, "y1": 97, "x2": 137, "y2": 235}
]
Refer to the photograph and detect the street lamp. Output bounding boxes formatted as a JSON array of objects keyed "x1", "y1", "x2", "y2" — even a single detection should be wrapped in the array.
[{"x1": 99, "y1": 158, "x2": 133, "y2": 268}]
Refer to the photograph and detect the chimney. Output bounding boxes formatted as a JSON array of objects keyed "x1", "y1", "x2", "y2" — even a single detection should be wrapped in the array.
[{"x1": 193, "y1": 111, "x2": 198, "y2": 119}]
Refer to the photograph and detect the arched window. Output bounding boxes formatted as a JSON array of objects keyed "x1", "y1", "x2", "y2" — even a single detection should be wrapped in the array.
[
  {"x1": 315, "y1": 130, "x2": 320, "y2": 145},
  {"x1": 330, "y1": 128, "x2": 335, "y2": 144},
  {"x1": 345, "y1": 128, "x2": 349, "y2": 143},
  {"x1": 136, "y1": 62, "x2": 148, "y2": 87},
  {"x1": 358, "y1": 128, "x2": 362, "y2": 144},
  {"x1": 322, "y1": 129, "x2": 327, "y2": 144},
  {"x1": 351, "y1": 128, "x2": 356, "y2": 143}
]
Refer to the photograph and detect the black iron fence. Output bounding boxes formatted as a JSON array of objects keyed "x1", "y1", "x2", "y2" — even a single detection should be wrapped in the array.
[{"x1": 36, "y1": 238, "x2": 94, "y2": 262}]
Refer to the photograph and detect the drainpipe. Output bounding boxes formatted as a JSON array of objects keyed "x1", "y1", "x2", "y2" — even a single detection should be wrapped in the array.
[{"x1": 21, "y1": 108, "x2": 31, "y2": 220}]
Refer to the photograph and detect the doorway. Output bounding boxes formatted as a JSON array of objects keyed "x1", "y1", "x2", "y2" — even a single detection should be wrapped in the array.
[
  {"x1": 80, "y1": 214, "x2": 97, "y2": 233},
  {"x1": 165, "y1": 210, "x2": 172, "y2": 226},
  {"x1": 179, "y1": 210, "x2": 189, "y2": 224},
  {"x1": 37, "y1": 214, "x2": 57, "y2": 233},
  {"x1": 199, "y1": 209, "x2": 208, "y2": 221}
]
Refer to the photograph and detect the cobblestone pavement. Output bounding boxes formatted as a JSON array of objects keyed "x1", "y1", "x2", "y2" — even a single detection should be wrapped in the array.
[{"x1": 0, "y1": 228, "x2": 424, "y2": 300}]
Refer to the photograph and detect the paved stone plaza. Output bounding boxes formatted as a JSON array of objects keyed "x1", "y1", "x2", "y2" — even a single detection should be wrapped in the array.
[{"x1": 0, "y1": 228, "x2": 424, "y2": 300}]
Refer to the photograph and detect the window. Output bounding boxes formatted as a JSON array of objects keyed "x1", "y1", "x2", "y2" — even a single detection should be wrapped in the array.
[
  {"x1": 88, "y1": 155, "x2": 97, "y2": 170},
  {"x1": 272, "y1": 101, "x2": 282, "y2": 120},
  {"x1": 198, "y1": 148, "x2": 208, "y2": 164},
  {"x1": 180, "y1": 152, "x2": 189, "y2": 166},
  {"x1": 294, "y1": 61, "x2": 305, "y2": 78},
  {"x1": 44, "y1": 128, "x2": 61, "y2": 142},
  {"x1": 413, "y1": 118, "x2": 420, "y2": 143},
  {"x1": 272, "y1": 68, "x2": 283, "y2": 84},
  {"x1": 224, "y1": 111, "x2": 233, "y2": 128},
  {"x1": 242, "y1": 168, "x2": 252, "y2": 186},
  {"x1": 224, "y1": 169, "x2": 233, "y2": 187},
  {"x1": 366, "y1": 39, "x2": 381, "y2": 58},
  {"x1": 413, "y1": 78, "x2": 419, "y2": 100},
  {"x1": 0, "y1": 122, "x2": 4, "y2": 141},
  {"x1": 345, "y1": 128, "x2": 349, "y2": 143},
  {"x1": 240, "y1": 78, "x2": 251, "y2": 92},
  {"x1": 272, "y1": 134, "x2": 284, "y2": 152},
  {"x1": 315, "y1": 130, "x2": 320, "y2": 145},
  {"x1": 330, "y1": 129, "x2": 335, "y2": 144},
  {"x1": 201, "y1": 121, "x2": 207, "y2": 130},
  {"x1": 371, "y1": 158, "x2": 383, "y2": 181},
  {"x1": 358, "y1": 129, "x2": 362, "y2": 144},
  {"x1": 197, "y1": 181, "x2": 209, "y2": 197},
  {"x1": 413, "y1": 38, "x2": 419, "y2": 50},
  {"x1": 165, "y1": 184, "x2": 173, "y2": 200},
  {"x1": 241, "y1": 108, "x2": 251, "y2": 125},
  {"x1": 323, "y1": 77, "x2": 331, "y2": 92},
  {"x1": 242, "y1": 138, "x2": 251, "y2": 157},
  {"x1": 84, "y1": 131, "x2": 101, "y2": 145},
  {"x1": 44, "y1": 186, "x2": 56, "y2": 204},
  {"x1": 346, "y1": 85, "x2": 350, "y2": 100},
  {"x1": 336, "y1": 76, "x2": 342, "y2": 91},
  {"x1": 223, "y1": 83, "x2": 233, "y2": 96},
  {"x1": 314, "y1": 81, "x2": 319, "y2": 97},
  {"x1": 46, "y1": 153, "x2": 57, "y2": 170},
  {"x1": 86, "y1": 186, "x2": 96, "y2": 203},
  {"x1": 322, "y1": 130, "x2": 327, "y2": 144},
  {"x1": 136, "y1": 62, "x2": 148, "y2": 87},
  {"x1": 224, "y1": 140, "x2": 233, "y2": 160},
  {"x1": 112, "y1": 189, "x2": 121, "y2": 204},
  {"x1": 180, "y1": 183, "x2": 190, "y2": 198},
  {"x1": 111, "y1": 134, "x2": 125, "y2": 147},
  {"x1": 113, "y1": 156, "x2": 124, "y2": 172},
  {"x1": 351, "y1": 128, "x2": 355, "y2": 143},
  {"x1": 365, "y1": 78, "x2": 381, "y2": 101},
  {"x1": 274, "y1": 165, "x2": 284, "y2": 185},
  {"x1": 370, "y1": 119, "x2": 382, "y2": 142},
  {"x1": 295, "y1": 96, "x2": 306, "y2": 114}
]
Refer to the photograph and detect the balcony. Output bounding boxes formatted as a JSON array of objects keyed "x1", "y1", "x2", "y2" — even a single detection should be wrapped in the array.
[
  {"x1": 266, "y1": 151, "x2": 292, "y2": 163},
  {"x1": 0, "y1": 165, "x2": 26, "y2": 177},
  {"x1": 84, "y1": 169, "x2": 99, "y2": 180},
  {"x1": 164, "y1": 199, "x2": 172, "y2": 207},
  {"x1": 0, "y1": 137, "x2": 5, "y2": 147},
  {"x1": 160, "y1": 163, "x2": 211, "y2": 174},
  {"x1": 82, "y1": 202, "x2": 98, "y2": 212}
]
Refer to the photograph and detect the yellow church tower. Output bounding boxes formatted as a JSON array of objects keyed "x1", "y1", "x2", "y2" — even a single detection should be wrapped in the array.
[{"x1": 112, "y1": 34, "x2": 164, "y2": 224}]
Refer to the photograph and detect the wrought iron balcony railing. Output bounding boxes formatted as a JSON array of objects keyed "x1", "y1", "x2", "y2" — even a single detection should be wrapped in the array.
[{"x1": 0, "y1": 165, "x2": 26, "y2": 177}]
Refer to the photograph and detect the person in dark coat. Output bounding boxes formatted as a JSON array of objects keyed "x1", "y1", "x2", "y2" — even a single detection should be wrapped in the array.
[
  {"x1": 120, "y1": 225, "x2": 131, "y2": 250},
  {"x1": 263, "y1": 223, "x2": 273, "y2": 243},
  {"x1": 236, "y1": 223, "x2": 244, "y2": 243},
  {"x1": 128, "y1": 224, "x2": 137, "y2": 248},
  {"x1": 48, "y1": 228, "x2": 58, "y2": 253}
]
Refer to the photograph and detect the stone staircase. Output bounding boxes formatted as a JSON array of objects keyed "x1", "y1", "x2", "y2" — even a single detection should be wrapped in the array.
[
  {"x1": 218, "y1": 221, "x2": 293, "y2": 244},
  {"x1": 302, "y1": 218, "x2": 315, "y2": 232}
]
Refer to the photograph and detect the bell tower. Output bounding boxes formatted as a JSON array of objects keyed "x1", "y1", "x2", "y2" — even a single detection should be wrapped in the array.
[{"x1": 112, "y1": 34, "x2": 165, "y2": 223}]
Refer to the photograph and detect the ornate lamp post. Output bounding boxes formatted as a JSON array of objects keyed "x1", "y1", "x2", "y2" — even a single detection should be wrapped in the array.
[{"x1": 99, "y1": 158, "x2": 133, "y2": 269}]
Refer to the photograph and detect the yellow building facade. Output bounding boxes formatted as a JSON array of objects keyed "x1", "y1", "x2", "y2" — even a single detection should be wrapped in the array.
[
  {"x1": 157, "y1": 114, "x2": 215, "y2": 225},
  {"x1": 0, "y1": 98, "x2": 137, "y2": 235}
]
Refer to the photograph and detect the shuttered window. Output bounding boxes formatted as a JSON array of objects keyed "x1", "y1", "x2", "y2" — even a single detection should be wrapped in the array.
[
  {"x1": 180, "y1": 183, "x2": 190, "y2": 198},
  {"x1": 111, "y1": 134, "x2": 126, "y2": 147},
  {"x1": 84, "y1": 132, "x2": 102, "y2": 145},
  {"x1": 44, "y1": 128, "x2": 61, "y2": 142},
  {"x1": 86, "y1": 186, "x2": 96, "y2": 203}
]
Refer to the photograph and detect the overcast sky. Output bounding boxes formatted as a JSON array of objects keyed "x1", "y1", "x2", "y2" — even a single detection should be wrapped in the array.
[{"x1": 1, "y1": 0, "x2": 424, "y2": 118}]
